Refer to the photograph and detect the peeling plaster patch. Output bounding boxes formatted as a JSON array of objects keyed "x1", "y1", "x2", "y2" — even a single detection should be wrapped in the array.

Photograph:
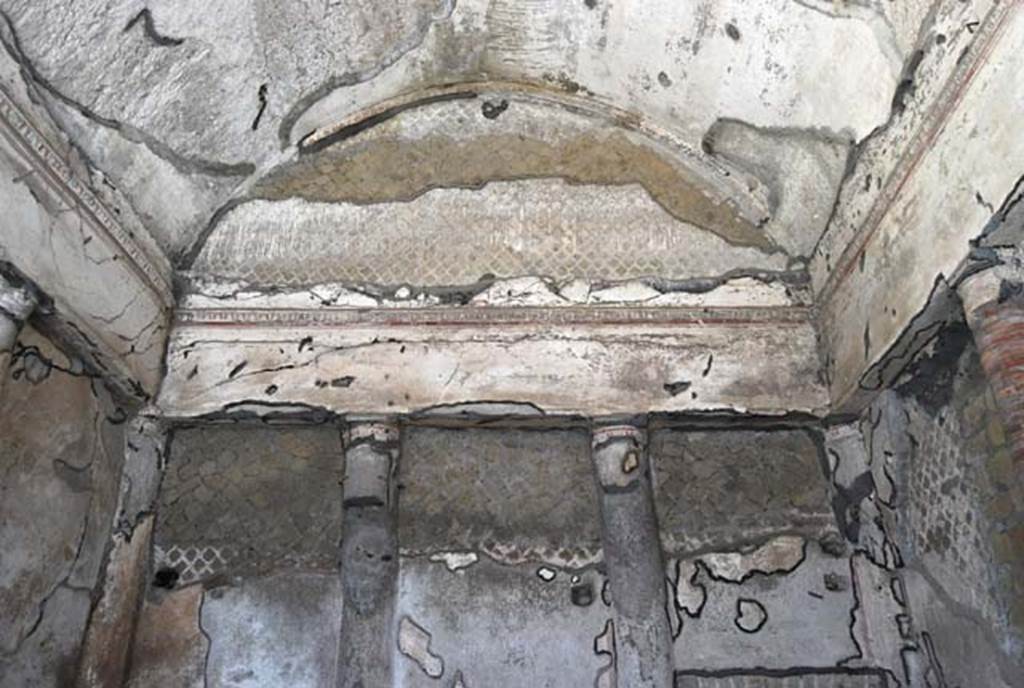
[
  {"x1": 537, "y1": 567, "x2": 557, "y2": 582},
  {"x1": 255, "y1": 97, "x2": 769, "y2": 250},
  {"x1": 181, "y1": 273, "x2": 804, "y2": 311},
  {"x1": 673, "y1": 559, "x2": 707, "y2": 617},
  {"x1": 701, "y1": 535, "x2": 806, "y2": 582},
  {"x1": 429, "y1": 551, "x2": 479, "y2": 572},
  {"x1": 703, "y1": 118, "x2": 851, "y2": 257},
  {"x1": 735, "y1": 598, "x2": 768, "y2": 633},
  {"x1": 398, "y1": 616, "x2": 445, "y2": 679},
  {"x1": 663, "y1": 380, "x2": 692, "y2": 396}
]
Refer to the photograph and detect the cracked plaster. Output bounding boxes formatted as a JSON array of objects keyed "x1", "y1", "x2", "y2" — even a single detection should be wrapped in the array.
[
  {"x1": 0, "y1": 0, "x2": 907, "y2": 267},
  {"x1": 0, "y1": 327, "x2": 127, "y2": 686}
]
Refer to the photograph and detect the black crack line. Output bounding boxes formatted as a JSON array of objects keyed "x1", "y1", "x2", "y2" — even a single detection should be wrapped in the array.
[
  {"x1": 277, "y1": 1, "x2": 460, "y2": 152},
  {"x1": 733, "y1": 597, "x2": 768, "y2": 634},
  {"x1": 665, "y1": 575, "x2": 684, "y2": 640},
  {"x1": 10, "y1": 344, "x2": 100, "y2": 382},
  {"x1": 196, "y1": 399, "x2": 337, "y2": 425},
  {"x1": 197, "y1": 590, "x2": 213, "y2": 688},
  {"x1": 858, "y1": 274, "x2": 951, "y2": 392},
  {"x1": 3, "y1": 485, "x2": 95, "y2": 658},
  {"x1": 299, "y1": 91, "x2": 477, "y2": 154},
  {"x1": 838, "y1": 555, "x2": 867, "y2": 667},
  {"x1": 921, "y1": 631, "x2": 950, "y2": 688},
  {"x1": 195, "y1": 332, "x2": 547, "y2": 391},
  {"x1": 251, "y1": 84, "x2": 269, "y2": 131},
  {"x1": 702, "y1": 354, "x2": 714, "y2": 377},
  {"x1": 123, "y1": 8, "x2": 184, "y2": 47},
  {"x1": 668, "y1": 559, "x2": 708, "y2": 635}
]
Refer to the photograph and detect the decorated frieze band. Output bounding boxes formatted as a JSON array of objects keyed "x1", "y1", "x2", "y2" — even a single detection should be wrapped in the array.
[
  {"x1": 174, "y1": 305, "x2": 813, "y2": 329},
  {"x1": 0, "y1": 87, "x2": 173, "y2": 308}
]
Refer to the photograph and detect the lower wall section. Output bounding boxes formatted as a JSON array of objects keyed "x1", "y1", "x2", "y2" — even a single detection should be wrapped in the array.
[
  {"x1": 668, "y1": 541, "x2": 860, "y2": 671},
  {"x1": 0, "y1": 327, "x2": 127, "y2": 686},
  {"x1": 395, "y1": 557, "x2": 609, "y2": 688},
  {"x1": 849, "y1": 320, "x2": 1024, "y2": 687}
]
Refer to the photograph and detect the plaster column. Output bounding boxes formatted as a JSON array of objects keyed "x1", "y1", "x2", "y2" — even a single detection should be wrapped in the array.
[
  {"x1": 76, "y1": 413, "x2": 170, "y2": 688},
  {"x1": 0, "y1": 274, "x2": 37, "y2": 399},
  {"x1": 959, "y1": 266, "x2": 1024, "y2": 486},
  {"x1": 592, "y1": 424, "x2": 674, "y2": 688},
  {"x1": 336, "y1": 421, "x2": 400, "y2": 688}
]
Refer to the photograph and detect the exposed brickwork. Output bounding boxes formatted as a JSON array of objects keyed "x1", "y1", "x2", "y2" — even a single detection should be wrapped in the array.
[
  {"x1": 961, "y1": 298, "x2": 1024, "y2": 630},
  {"x1": 970, "y1": 298, "x2": 1024, "y2": 492},
  {"x1": 892, "y1": 321, "x2": 1024, "y2": 665}
]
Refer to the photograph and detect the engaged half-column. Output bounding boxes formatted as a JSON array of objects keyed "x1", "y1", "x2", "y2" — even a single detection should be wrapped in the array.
[{"x1": 337, "y1": 421, "x2": 401, "y2": 688}]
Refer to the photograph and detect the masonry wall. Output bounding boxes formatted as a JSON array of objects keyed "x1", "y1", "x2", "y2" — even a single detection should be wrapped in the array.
[
  {"x1": 866, "y1": 321, "x2": 1024, "y2": 687},
  {"x1": 123, "y1": 423, "x2": 907, "y2": 687},
  {"x1": 0, "y1": 326, "x2": 127, "y2": 686}
]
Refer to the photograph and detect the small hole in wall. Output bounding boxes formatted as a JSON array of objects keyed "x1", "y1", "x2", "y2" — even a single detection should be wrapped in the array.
[
  {"x1": 153, "y1": 567, "x2": 180, "y2": 590},
  {"x1": 571, "y1": 582, "x2": 594, "y2": 607}
]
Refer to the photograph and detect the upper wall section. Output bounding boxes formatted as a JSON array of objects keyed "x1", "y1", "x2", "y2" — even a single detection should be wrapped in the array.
[
  {"x1": 0, "y1": 0, "x2": 919, "y2": 267},
  {"x1": 193, "y1": 92, "x2": 851, "y2": 287},
  {"x1": 811, "y1": 0, "x2": 1024, "y2": 412},
  {"x1": 0, "y1": 42, "x2": 172, "y2": 399}
]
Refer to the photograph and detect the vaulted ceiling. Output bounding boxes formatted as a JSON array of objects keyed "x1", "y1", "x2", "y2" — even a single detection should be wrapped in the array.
[{"x1": 0, "y1": 0, "x2": 935, "y2": 291}]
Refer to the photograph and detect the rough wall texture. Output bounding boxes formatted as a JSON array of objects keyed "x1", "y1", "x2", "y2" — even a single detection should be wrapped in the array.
[
  {"x1": 399, "y1": 427, "x2": 602, "y2": 568},
  {"x1": 0, "y1": 0, "x2": 915, "y2": 276},
  {"x1": 887, "y1": 323, "x2": 1024, "y2": 686},
  {"x1": 129, "y1": 426, "x2": 345, "y2": 688},
  {"x1": 124, "y1": 423, "x2": 918, "y2": 686},
  {"x1": 651, "y1": 428, "x2": 837, "y2": 556},
  {"x1": 155, "y1": 425, "x2": 343, "y2": 584},
  {"x1": 0, "y1": 326, "x2": 127, "y2": 687},
  {"x1": 830, "y1": 319, "x2": 1024, "y2": 687}
]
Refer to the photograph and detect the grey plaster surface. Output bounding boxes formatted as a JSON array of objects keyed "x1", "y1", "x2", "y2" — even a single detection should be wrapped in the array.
[
  {"x1": 201, "y1": 573, "x2": 344, "y2": 688},
  {"x1": 0, "y1": 0, "x2": 911, "y2": 266},
  {"x1": 670, "y1": 543, "x2": 859, "y2": 671},
  {"x1": 395, "y1": 556, "x2": 610, "y2": 688},
  {"x1": 0, "y1": 327, "x2": 126, "y2": 684}
]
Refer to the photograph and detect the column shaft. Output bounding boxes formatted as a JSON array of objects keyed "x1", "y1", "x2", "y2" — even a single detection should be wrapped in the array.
[
  {"x1": 76, "y1": 414, "x2": 169, "y2": 688},
  {"x1": 337, "y1": 422, "x2": 400, "y2": 688},
  {"x1": 592, "y1": 425, "x2": 673, "y2": 688}
]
